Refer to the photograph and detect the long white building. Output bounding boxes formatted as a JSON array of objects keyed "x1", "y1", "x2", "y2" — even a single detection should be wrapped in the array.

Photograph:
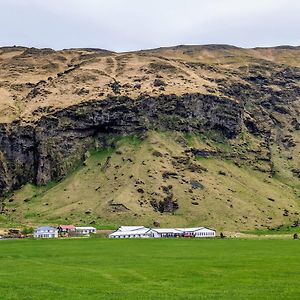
[
  {"x1": 75, "y1": 227, "x2": 97, "y2": 235},
  {"x1": 150, "y1": 228, "x2": 182, "y2": 238},
  {"x1": 109, "y1": 226, "x2": 153, "y2": 238},
  {"x1": 109, "y1": 226, "x2": 216, "y2": 238},
  {"x1": 178, "y1": 227, "x2": 216, "y2": 238}
]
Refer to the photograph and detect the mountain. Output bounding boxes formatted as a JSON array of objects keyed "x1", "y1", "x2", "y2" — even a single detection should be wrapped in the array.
[{"x1": 0, "y1": 45, "x2": 299, "y2": 231}]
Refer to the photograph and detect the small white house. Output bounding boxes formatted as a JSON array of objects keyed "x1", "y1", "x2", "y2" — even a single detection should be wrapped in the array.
[
  {"x1": 34, "y1": 226, "x2": 58, "y2": 238},
  {"x1": 75, "y1": 227, "x2": 97, "y2": 235}
]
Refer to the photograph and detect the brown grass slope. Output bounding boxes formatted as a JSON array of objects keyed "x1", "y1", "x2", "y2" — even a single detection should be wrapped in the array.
[{"x1": 1, "y1": 44, "x2": 299, "y2": 123}]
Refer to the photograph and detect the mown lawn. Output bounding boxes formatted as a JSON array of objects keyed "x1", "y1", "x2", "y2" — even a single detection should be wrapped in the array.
[{"x1": 0, "y1": 238, "x2": 299, "y2": 299}]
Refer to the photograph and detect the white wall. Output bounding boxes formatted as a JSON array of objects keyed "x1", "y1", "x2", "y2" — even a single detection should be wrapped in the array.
[{"x1": 194, "y1": 229, "x2": 215, "y2": 238}]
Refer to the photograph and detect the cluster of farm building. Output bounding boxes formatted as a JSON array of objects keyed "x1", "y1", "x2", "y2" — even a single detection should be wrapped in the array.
[
  {"x1": 33, "y1": 225, "x2": 97, "y2": 238},
  {"x1": 109, "y1": 226, "x2": 216, "y2": 238},
  {"x1": 34, "y1": 225, "x2": 216, "y2": 239},
  {"x1": 1, "y1": 225, "x2": 216, "y2": 239}
]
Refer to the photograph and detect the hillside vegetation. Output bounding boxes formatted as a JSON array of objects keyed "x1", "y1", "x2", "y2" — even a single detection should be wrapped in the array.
[{"x1": 0, "y1": 45, "x2": 299, "y2": 230}]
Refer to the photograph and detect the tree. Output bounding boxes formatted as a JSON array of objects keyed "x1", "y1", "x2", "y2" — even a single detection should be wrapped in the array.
[{"x1": 22, "y1": 227, "x2": 34, "y2": 235}]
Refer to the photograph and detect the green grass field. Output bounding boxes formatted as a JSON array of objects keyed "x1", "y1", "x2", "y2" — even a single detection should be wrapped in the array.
[{"x1": 0, "y1": 238, "x2": 299, "y2": 300}]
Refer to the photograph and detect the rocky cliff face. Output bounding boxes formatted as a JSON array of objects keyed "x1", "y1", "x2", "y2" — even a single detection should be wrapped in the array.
[
  {"x1": 0, "y1": 123, "x2": 36, "y2": 195},
  {"x1": 0, "y1": 93, "x2": 242, "y2": 194}
]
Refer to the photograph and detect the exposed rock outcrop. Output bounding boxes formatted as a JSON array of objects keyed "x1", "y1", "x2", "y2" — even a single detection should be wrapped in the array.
[{"x1": 0, "y1": 93, "x2": 243, "y2": 195}]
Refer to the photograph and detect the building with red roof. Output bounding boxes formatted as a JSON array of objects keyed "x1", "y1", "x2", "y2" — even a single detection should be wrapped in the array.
[{"x1": 58, "y1": 225, "x2": 76, "y2": 235}]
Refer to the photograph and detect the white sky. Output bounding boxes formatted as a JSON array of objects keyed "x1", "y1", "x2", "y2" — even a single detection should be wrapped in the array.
[{"x1": 1, "y1": 0, "x2": 300, "y2": 51}]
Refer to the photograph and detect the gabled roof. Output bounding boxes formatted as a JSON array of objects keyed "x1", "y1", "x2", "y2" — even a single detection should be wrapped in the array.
[
  {"x1": 152, "y1": 228, "x2": 182, "y2": 234},
  {"x1": 35, "y1": 226, "x2": 57, "y2": 231},
  {"x1": 176, "y1": 227, "x2": 215, "y2": 232},
  {"x1": 118, "y1": 226, "x2": 146, "y2": 232},
  {"x1": 110, "y1": 228, "x2": 151, "y2": 236},
  {"x1": 59, "y1": 225, "x2": 75, "y2": 229},
  {"x1": 75, "y1": 227, "x2": 96, "y2": 230},
  {"x1": 176, "y1": 227, "x2": 204, "y2": 232}
]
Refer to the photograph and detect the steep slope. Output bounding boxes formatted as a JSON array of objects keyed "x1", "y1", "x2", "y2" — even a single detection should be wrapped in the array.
[
  {"x1": 0, "y1": 45, "x2": 299, "y2": 230},
  {"x1": 2, "y1": 131, "x2": 299, "y2": 231}
]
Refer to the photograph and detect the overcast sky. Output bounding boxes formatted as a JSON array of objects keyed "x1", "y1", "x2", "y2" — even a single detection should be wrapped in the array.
[{"x1": 1, "y1": 0, "x2": 299, "y2": 52}]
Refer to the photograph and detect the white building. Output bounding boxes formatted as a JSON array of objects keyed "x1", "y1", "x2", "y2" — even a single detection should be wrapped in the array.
[
  {"x1": 75, "y1": 226, "x2": 97, "y2": 235},
  {"x1": 75, "y1": 227, "x2": 97, "y2": 235},
  {"x1": 151, "y1": 228, "x2": 183, "y2": 238},
  {"x1": 34, "y1": 226, "x2": 58, "y2": 238},
  {"x1": 109, "y1": 226, "x2": 153, "y2": 238},
  {"x1": 177, "y1": 227, "x2": 216, "y2": 238},
  {"x1": 117, "y1": 226, "x2": 147, "y2": 232},
  {"x1": 151, "y1": 227, "x2": 216, "y2": 238},
  {"x1": 109, "y1": 226, "x2": 216, "y2": 238}
]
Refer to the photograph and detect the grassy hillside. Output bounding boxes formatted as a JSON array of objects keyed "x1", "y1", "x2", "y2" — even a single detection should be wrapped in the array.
[
  {"x1": 2, "y1": 131, "x2": 299, "y2": 231},
  {"x1": 1, "y1": 238, "x2": 300, "y2": 300}
]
